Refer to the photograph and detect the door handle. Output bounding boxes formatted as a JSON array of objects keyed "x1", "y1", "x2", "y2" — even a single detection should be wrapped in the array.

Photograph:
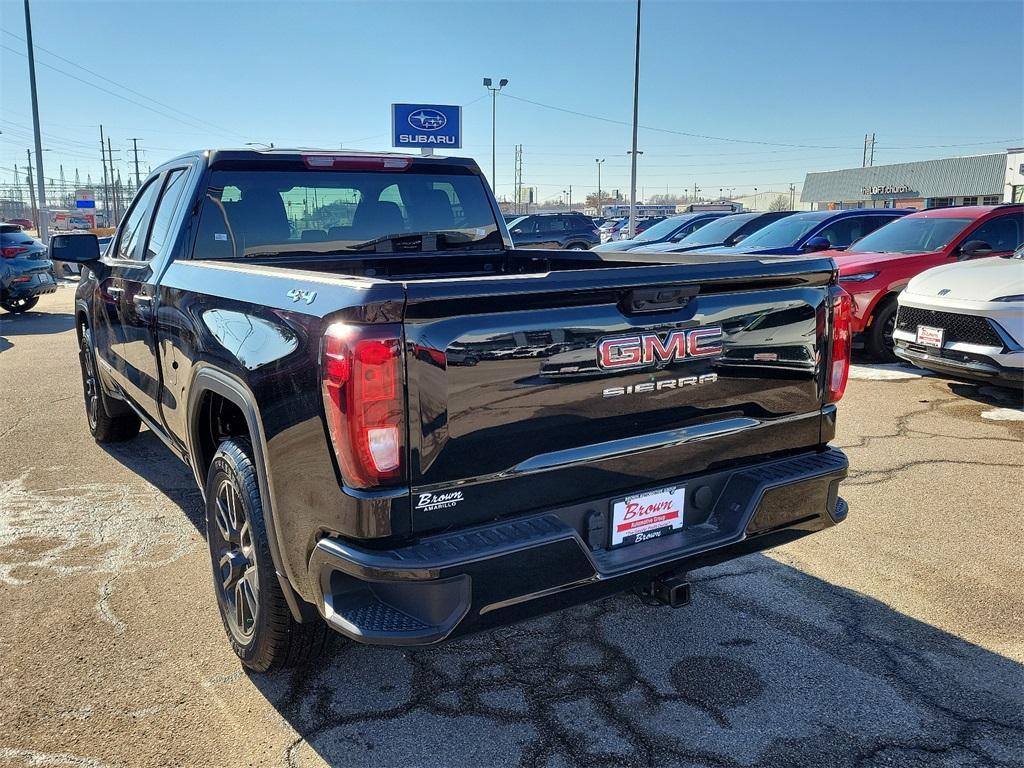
[{"x1": 133, "y1": 293, "x2": 154, "y2": 322}]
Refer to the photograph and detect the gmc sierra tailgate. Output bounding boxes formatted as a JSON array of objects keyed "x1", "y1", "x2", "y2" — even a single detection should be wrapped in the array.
[{"x1": 402, "y1": 252, "x2": 837, "y2": 533}]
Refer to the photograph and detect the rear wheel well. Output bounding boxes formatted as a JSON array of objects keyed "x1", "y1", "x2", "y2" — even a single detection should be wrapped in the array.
[{"x1": 194, "y1": 390, "x2": 251, "y2": 481}]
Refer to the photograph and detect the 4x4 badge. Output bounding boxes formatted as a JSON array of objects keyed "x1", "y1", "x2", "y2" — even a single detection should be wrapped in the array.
[{"x1": 287, "y1": 288, "x2": 317, "y2": 305}]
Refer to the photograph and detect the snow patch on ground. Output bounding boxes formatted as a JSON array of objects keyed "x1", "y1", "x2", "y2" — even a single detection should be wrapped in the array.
[
  {"x1": 848, "y1": 363, "x2": 933, "y2": 381},
  {"x1": 981, "y1": 407, "x2": 1024, "y2": 422}
]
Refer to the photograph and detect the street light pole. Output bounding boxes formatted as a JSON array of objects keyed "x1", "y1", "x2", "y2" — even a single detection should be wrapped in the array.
[
  {"x1": 595, "y1": 158, "x2": 605, "y2": 216},
  {"x1": 627, "y1": 0, "x2": 642, "y2": 238},
  {"x1": 24, "y1": 0, "x2": 48, "y2": 242},
  {"x1": 483, "y1": 77, "x2": 508, "y2": 194}
]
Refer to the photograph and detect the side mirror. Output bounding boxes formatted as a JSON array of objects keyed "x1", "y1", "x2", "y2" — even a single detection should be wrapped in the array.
[
  {"x1": 49, "y1": 233, "x2": 101, "y2": 264},
  {"x1": 801, "y1": 235, "x2": 832, "y2": 253},
  {"x1": 958, "y1": 240, "x2": 993, "y2": 259}
]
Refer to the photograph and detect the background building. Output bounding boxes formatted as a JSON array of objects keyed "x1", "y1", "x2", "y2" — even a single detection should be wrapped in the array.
[
  {"x1": 1005, "y1": 148, "x2": 1024, "y2": 203},
  {"x1": 801, "y1": 152, "x2": 1014, "y2": 210}
]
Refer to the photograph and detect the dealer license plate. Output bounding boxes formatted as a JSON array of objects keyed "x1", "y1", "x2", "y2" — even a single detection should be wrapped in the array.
[
  {"x1": 610, "y1": 485, "x2": 685, "y2": 548},
  {"x1": 916, "y1": 325, "x2": 944, "y2": 348}
]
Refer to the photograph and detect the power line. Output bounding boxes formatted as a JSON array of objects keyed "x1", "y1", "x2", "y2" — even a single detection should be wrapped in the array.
[
  {"x1": 501, "y1": 92, "x2": 1024, "y2": 153},
  {"x1": 0, "y1": 42, "x2": 249, "y2": 140},
  {"x1": 1, "y1": 28, "x2": 249, "y2": 140},
  {"x1": 502, "y1": 92, "x2": 854, "y2": 150}
]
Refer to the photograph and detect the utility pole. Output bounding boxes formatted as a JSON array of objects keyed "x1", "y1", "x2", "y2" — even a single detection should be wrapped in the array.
[
  {"x1": 482, "y1": 77, "x2": 509, "y2": 193},
  {"x1": 789, "y1": 183, "x2": 796, "y2": 210},
  {"x1": 868, "y1": 132, "x2": 875, "y2": 166},
  {"x1": 107, "y1": 136, "x2": 119, "y2": 222},
  {"x1": 129, "y1": 138, "x2": 142, "y2": 187},
  {"x1": 25, "y1": 151, "x2": 37, "y2": 229},
  {"x1": 99, "y1": 125, "x2": 111, "y2": 223},
  {"x1": 24, "y1": 0, "x2": 48, "y2": 242},
  {"x1": 862, "y1": 134, "x2": 868, "y2": 168},
  {"x1": 595, "y1": 158, "x2": 605, "y2": 217},
  {"x1": 627, "y1": 0, "x2": 642, "y2": 238}
]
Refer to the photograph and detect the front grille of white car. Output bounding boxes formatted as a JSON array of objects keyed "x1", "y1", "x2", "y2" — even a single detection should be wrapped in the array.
[{"x1": 896, "y1": 307, "x2": 1004, "y2": 348}]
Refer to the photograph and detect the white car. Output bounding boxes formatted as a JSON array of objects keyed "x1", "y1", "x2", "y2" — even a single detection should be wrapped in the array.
[{"x1": 893, "y1": 244, "x2": 1023, "y2": 387}]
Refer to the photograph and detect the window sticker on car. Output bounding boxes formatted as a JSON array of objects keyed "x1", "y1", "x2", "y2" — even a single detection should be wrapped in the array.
[{"x1": 214, "y1": 233, "x2": 228, "y2": 241}]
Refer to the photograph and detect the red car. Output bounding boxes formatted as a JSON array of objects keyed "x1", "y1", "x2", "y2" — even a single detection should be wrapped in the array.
[
  {"x1": 824, "y1": 205, "x2": 1024, "y2": 360},
  {"x1": 4, "y1": 218, "x2": 34, "y2": 230}
]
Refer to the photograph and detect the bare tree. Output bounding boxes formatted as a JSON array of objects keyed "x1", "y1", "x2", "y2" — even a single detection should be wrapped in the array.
[{"x1": 768, "y1": 194, "x2": 791, "y2": 212}]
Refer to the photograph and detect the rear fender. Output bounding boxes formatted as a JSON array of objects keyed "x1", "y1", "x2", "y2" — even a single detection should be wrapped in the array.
[{"x1": 186, "y1": 366, "x2": 317, "y2": 622}]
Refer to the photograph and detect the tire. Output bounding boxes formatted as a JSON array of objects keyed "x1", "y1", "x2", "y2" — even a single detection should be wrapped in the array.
[
  {"x1": 78, "y1": 327, "x2": 141, "y2": 442},
  {"x1": 205, "y1": 438, "x2": 331, "y2": 671},
  {"x1": 565, "y1": 242, "x2": 588, "y2": 250},
  {"x1": 865, "y1": 298, "x2": 899, "y2": 363},
  {"x1": 2, "y1": 296, "x2": 39, "y2": 314}
]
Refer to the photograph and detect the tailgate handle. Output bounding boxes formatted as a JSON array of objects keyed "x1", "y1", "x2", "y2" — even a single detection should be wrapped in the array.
[{"x1": 623, "y1": 285, "x2": 699, "y2": 314}]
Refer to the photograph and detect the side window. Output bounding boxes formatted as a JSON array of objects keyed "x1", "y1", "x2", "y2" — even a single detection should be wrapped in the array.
[
  {"x1": 685, "y1": 219, "x2": 712, "y2": 236},
  {"x1": 817, "y1": 217, "x2": 868, "y2": 248},
  {"x1": 113, "y1": 179, "x2": 161, "y2": 260},
  {"x1": 537, "y1": 217, "x2": 559, "y2": 233},
  {"x1": 967, "y1": 215, "x2": 1023, "y2": 252},
  {"x1": 511, "y1": 217, "x2": 536, "y2": 234},
  {"x1": 144, "y1": 169, "x2": 189, "y2": 261}
]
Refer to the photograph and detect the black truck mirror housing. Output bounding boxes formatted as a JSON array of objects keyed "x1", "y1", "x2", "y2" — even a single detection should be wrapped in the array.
[{"x1": 49, "y1": 233, "x2": 101, "y2": 264}]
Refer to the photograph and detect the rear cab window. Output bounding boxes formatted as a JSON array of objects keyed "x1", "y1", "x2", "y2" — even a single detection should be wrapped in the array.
[{"x1": 193, "y1": 164, "x2": 501, "y2": 259}]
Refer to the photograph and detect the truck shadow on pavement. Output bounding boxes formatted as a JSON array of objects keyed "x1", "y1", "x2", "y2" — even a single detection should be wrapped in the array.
[
  {"x1": 98, "y1": 431, "x2": 1024, "y2": 768},
  {"x1": 99, "y1": 430, "x2": 205, "y2": 530},
  {"x1": 0, "y1": 311, "x2": 76, "y2": 354},
  {"x1": 247, "y1": 557, "x2": 1024, "y2": 768}
]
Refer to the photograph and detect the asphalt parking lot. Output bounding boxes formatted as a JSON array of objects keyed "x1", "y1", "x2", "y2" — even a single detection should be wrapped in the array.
[{"x1": 1, "y1": 287, "x2": 1022, "y2": 768}]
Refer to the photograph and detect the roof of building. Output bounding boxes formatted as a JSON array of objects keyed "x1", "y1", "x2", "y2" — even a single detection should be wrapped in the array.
[{"x1": 801, "y1": 153, "x2": 1006, "y2": 203}]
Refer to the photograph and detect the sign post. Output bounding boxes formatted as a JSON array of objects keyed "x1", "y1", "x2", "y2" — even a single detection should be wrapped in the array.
[{"x1": 391, "y1": 104, "x2": 462, "y2": 156}]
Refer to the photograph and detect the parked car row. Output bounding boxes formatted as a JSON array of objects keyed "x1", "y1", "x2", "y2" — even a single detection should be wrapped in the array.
[{"x1": 593, "y1": 204, "x2": 1022, "y2": 367}]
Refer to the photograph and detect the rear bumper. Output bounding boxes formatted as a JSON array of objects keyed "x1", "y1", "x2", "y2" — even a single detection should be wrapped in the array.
[
  {"x1": 3, "y1": 270, "x2": 57, "y2": 300},
  {"x1": 309, "y1": 448, "x2": 849, "y2": 646}
]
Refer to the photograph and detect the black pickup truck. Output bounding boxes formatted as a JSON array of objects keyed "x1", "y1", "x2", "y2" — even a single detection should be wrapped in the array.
[{"x1": 52, "y1": 149, "x2": 851, "y2": 671}]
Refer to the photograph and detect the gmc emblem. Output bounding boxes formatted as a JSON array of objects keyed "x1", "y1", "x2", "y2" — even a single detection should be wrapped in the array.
[{"x1": 596, "y1": 327, "x2": 723, "y2": 370}]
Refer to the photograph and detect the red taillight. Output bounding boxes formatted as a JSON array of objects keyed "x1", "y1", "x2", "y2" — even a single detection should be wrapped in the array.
[
  {"x1": 1, "y1": 246, "x2": 29, "y2": 259},
  {"x1": 827, "y1": 289, "x2": 852, "y2": 404},
  {"x1": 321, "y1": 323, "x2": 405, "y2": 488},
  {"x1": 303, "y1": 154, "x2": 412, "y2": 171}
]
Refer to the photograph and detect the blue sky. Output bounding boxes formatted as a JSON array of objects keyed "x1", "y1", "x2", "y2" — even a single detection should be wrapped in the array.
[{"x1": 2, "y1": 0, "x2": 1022, "y2": 203}]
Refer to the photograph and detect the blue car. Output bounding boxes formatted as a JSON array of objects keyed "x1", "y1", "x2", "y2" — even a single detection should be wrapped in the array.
[
  {"x1": 591, "y1": 211, "x2": 733, "y2": 252},
  {"x1": 693, "y1": 208, "x2": 912, "y2": 257}
]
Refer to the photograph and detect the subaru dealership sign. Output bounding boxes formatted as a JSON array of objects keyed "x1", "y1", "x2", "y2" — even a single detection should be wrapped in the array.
[{"x1": 392, "y1": 103, "x2": 461, "y2": 149}]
